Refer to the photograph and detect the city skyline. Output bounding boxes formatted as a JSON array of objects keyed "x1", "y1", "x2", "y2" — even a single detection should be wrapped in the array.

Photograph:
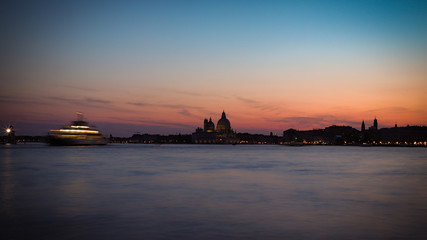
[
  {"x1": 1, "y1": 109, "x2": 419, "y2": 138},
  {"x1": 1, "y1": 1, "x2": 426, "y2": 136}
]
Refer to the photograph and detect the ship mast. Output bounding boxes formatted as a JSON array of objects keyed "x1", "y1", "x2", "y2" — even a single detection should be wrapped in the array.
[{"x1": 76, "y1": 112, "x2": 84, "y2": 121}]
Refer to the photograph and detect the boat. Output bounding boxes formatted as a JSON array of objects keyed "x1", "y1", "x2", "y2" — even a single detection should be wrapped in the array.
[{"x1": 48, "y1": 113, "x2": 107, "y2": 146}]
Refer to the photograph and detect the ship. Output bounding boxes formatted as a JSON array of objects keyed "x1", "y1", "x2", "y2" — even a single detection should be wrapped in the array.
[{"x1": 48, "y1": 113, "x2": 108, "y2": 146}]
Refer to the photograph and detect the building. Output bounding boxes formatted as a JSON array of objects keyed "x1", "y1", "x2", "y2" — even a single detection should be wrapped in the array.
[
  {"x1": 282, "y1": 125, "x2": 359, "y2": 145},
  {"x1": 361, "y1": 118, "x2": 380, "y2": 143},
  {"x1": 204, "y1": 118, "x2": 215, "y2": 132},
  {"x1": 361, "y1": 118, "x2": 378, "y2": 131},
  {"x1": 192, "y1": 111, "x2": 239, "y2": 144}
]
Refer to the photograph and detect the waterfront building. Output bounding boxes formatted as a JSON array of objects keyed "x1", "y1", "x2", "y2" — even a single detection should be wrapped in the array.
[
  {"x1": 192, "y1": 111, "x2": 239, "y2": 144},
  {"x1": 361, "y1": 118, "x2": 380, "y2": 143},
  {"x1": 217, "y1": 111, "x2": 232, "y2": 133},
  {"x1": 204, "y1": 118, "x2": 215, "y2": 132},
  {"x1": 368, "y1": 118, "x2": 378, "y2": 131}
]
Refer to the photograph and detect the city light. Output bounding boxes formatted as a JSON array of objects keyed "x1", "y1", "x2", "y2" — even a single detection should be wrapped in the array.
[
  {"x1": 51, "y1": 129, "x2": 99, "y2": 134},
  {"x1": 6, "y1": 128, "x2": 11, "y2": 134},
  {"x1": 70, "y1": 125, "x2": 90, "y2": 129}
]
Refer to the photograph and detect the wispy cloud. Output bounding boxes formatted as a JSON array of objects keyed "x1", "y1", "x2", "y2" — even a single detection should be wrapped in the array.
[
  {"x1": 160, "y1": 104, "x2": 203, "y2": 110},
  {"x1": 54, "y1": 84, "x2": 97, "y2": 92},
  {"x1": 177, "y1": 109, "x2": 199, "y2": 118},
  {"x1": 363, "y1": 107, "x2": 409, "y2": 113},
  {"x1": 235, "y1": 96, "x2": 280, "y2": 112},
  {"x1": 168, "y1": 89, "x2": 203, "y2": 97},
  {"x1": 127, "y1": 102, "x2": 203, "y2": 110},
  {"x1": 110, "y1": 117, "x2": 195, "y2": 129},
  {"x1": 45, "y1": 96, "x2": 133, "y2": 113},
  {"x1": 269, "y1": 115, "x2": 360, "y2": 129},
  {"x1": 127, "y1": 102, "x2": 152, "y2": 107},
  {"x1": 85, "y1": 97, "x2": 111, "y2": 104},
  {"x1": 47, "y1": 96, "x2": 112, "y2": 106},
  {"x1": 140, "y1": 120, "x2": 194, "y2": 129},
  {"x1": 47, "y1": 96, "x2": 82, "y2": 105},
  {"x1": 0, "y1": 96, "x2": 49, "y2": 105},
  {"x1": 236, "y1": 96, "x2": 259, "y2": 104}
]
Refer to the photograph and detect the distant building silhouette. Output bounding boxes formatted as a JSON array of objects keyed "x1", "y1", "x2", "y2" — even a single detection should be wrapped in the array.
[
  {"x1": 363, "y1": 118, "x2": 379, "y2": 131},
  {"x1": 361, "y1": 118, "x2": 380, "y2": 143},
  {"x1": 283, "y1": 125, "x2": 359, "y2": 145},
  {"x1": 192, "y1": 111, "x2": 238, "y2": 144},
  {"x1": 217, "y1": 111, "x2": 232, "y2": 133},
  {"x1": 379, "y1": 126, "x2": 427, "y2": 144},
  {"x1": 204, "y1": 118, "x2": 215, "y2": 132}
]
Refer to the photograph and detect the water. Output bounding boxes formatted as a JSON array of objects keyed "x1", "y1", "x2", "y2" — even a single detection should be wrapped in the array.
[{"x1": 1, "y1": 144, "x2": 426, "y2": 240}]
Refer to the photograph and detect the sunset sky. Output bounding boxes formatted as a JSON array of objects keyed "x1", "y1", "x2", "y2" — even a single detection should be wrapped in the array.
[{"x1": 1, "y1": 0, "x2": 426, "y2": 136}]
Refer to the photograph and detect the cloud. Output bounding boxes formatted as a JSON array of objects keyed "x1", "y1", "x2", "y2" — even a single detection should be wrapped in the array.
[
  {"x1": 236, "y1": 96, "x2": 259, "y2": 104},
  {"x1": 363, "y1": 107, "x2": 409, "y2": 113},
  {"x1": 127, "y1": 102, "x2": 152, "y2": 107},
  {"x1": 47, "y1": 96, "x2": 112, "y2": 106},
  {"x1": 269, "y1": 115, "x2": 361, "y2": 129},
  {"x1": 110, "y1": 117, "x2": 195, "y2": 129},
  {"x1": 178, "y1": 109, "x2": 199, "y2": 118},
  {"x1": 85, "y1": 97, "x2": 111, "y2": 104},
  {"x1": 165, "y1": 88, "x2": 226, "y2": 99},
  {"x1": 45, "y1": 96, "x2": 133, "y2": 113},
  {"x1": 127, "y1": 102, "x2": 203, "y2": 110},
  {"x1": 168, "y1": 89, "x2": 203, "y2": 97},
  {"x1": 54, "y1": 84, "x2": 97, "y2": 92},
  {"x1": 235, "y1": 96, "x2": 280, "y2": 112},
  {"x1": 141, "y1": 120, "x2": 194, "y2": 129},
  {"x1": 47, "y1": 96, "x2": 82, "y2": 105},
  {"x1": 0, "y1": 95, "x2": 49, "y2": 105},
  {"x1": 160, "y1": 104, "x2": 203, "y2": 110}
]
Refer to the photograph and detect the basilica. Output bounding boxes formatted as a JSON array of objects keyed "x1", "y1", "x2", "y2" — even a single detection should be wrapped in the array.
[{"x1": 192, "y1": 111, "x2": 239, "y2": 144}]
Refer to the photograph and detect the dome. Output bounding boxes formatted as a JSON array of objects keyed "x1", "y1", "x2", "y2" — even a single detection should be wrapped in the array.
[
  {"x1": 204, "y1": 117, "x2": 215, "y2": 132},
  {"x1": 217, "y1": 111, "x2": 231, "y2": 133}
]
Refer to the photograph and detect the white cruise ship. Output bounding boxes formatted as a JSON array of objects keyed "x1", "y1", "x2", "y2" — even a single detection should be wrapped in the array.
[{"x1": 48, "y1": 113, "x2": 107, "y2": 146}]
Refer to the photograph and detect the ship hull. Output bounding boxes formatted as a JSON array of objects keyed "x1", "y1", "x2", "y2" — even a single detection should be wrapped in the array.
[{"x1": 48, "y1": 135, "x2": 107, "y2": 146}]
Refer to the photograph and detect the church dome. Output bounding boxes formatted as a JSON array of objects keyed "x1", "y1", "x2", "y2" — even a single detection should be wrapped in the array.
[
  {"x1": 217, "y1": 111, "x2": 231, "y2": 133},
  {"x1": 205, "y1": 117, "x2": 215, "y2": 132}
]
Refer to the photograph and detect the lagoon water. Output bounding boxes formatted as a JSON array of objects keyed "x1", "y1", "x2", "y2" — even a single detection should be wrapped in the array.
[{"x1": 1, "y1": 144, "x2": 426, "y2": 239}]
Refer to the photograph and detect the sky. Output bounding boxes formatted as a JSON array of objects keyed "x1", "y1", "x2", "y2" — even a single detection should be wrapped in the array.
[{"x1": 1, "y1": 0, "x2": 426, "y2": 136}]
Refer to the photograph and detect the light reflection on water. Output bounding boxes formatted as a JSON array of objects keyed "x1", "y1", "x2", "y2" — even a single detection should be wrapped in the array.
[{"x1": 1, "y1": 144, "x2": 426, "y2": 239}]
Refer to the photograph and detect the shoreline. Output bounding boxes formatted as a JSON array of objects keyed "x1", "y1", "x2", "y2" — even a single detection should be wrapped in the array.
[{"x1": 2, "y1": 141, "x2": 426, "y2": 148}]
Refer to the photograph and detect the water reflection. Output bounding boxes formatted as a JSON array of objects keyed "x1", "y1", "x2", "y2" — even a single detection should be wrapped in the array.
[
  {"x1": 0, "y1": 144, "x2": 426, "y2": 239},
  {"x1": 0, "y1": 147, "x2": 15, "y2": 217}
]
